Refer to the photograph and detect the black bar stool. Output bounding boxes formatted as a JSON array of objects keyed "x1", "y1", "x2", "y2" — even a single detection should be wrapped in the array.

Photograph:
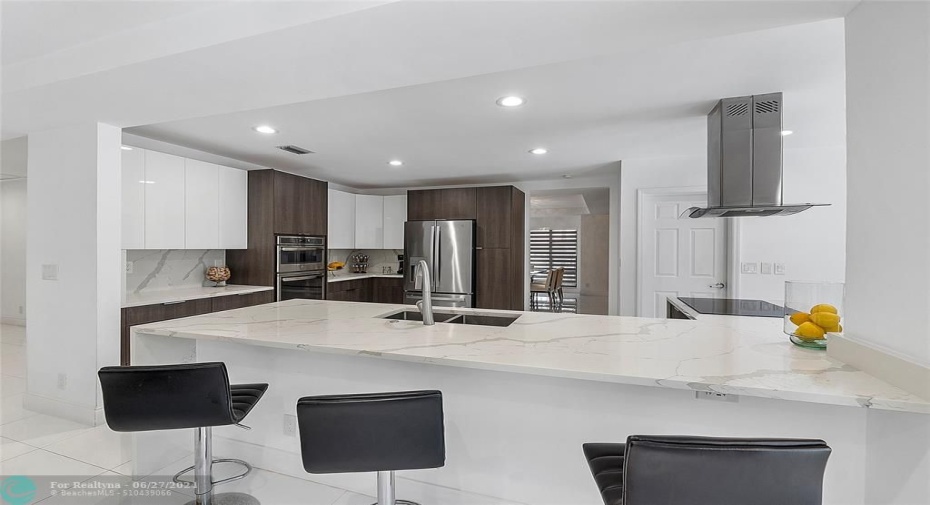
[
  {"x1": 296, "y1": 390, "x2": 445, "y2": 505},
  {"x1": 582, "y1": 435, "x2": 831, "y2": 505},
  {"x1": 98, "y1": 362, "x2": 268, "y2": 505}
]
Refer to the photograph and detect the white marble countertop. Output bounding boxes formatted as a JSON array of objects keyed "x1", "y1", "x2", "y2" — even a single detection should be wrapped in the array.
[
  {"x1": 122, "y1": 285, "x2": 273, "y2": 308},
  {"x1": 131, "y1": 299, "x2": 930, "y2": 413},
  {"x1": 327, "y1": 272, "x2": 404, "y2": 283}
]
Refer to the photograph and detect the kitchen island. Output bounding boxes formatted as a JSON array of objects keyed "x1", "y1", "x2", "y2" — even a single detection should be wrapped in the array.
[{"x1": 131, "y1": 300, "x2": 930, "y2": 505}]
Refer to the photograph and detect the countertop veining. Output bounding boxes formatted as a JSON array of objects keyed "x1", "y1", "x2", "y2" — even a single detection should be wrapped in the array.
[{"x1": 131, "y1": 299, "x2": 929, "y2": 413}]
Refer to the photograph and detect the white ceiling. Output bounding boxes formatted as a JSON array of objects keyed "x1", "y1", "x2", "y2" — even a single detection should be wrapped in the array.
[
  {"x1": 2, "y1": 1, "x2": 854, "y2": 189},
  {"x1": 129, "y1": 17, "x2": 848, "y2": 188}
]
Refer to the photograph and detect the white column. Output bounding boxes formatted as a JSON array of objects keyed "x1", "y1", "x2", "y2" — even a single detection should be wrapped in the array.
[
  {"x1": 844, "y1": 3, "x2": 930, "y2": 505},
  {"x1": 25, "y1": 123, "x2": 122, "y2": 425}
]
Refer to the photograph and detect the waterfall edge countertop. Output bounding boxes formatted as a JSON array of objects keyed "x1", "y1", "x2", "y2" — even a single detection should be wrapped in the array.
[
  {"x1": 131, "y1": 299, "x2": 930, "y2": 413},
  {"x1": 122, "y1": 285, "x2": 273, "y2": 308}
]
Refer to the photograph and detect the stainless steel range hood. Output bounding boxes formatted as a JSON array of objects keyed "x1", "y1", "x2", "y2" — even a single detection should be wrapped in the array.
[{"x1": 682, "y1": 92, "x2": 828, "y2": 218}]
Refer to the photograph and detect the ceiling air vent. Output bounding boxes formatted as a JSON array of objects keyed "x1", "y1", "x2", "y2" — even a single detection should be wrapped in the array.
[{"x1": 276, "y1": 145, "x2": 314, "y2": 155}]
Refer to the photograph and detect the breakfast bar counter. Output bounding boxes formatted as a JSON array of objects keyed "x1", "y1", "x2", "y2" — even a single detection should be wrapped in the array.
[{"x1": 130, "y1": 300, "x2": 930, "y2": 505}]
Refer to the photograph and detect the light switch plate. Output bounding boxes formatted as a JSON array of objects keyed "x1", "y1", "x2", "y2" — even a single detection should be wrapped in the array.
[
  {"x1": 740, "y1": 262, "x2": 758, "y2": 274},
  {"x1": 760, "y1": 262, "x2": 773, "y2": 275},
  {"x1": 774, "y1": 263, "x2": 787, "y2": 275},
  {"x1": 42, "y1": 264, "x2": 59, "y2": 281}
]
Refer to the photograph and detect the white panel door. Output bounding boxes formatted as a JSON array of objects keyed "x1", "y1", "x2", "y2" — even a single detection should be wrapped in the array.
[
  {"x1": 382, "y1": 195, "x2": 407, "y2": 250},
  {"x1": 218, "y1": 166, "x2": 248, "y2": 249},
  {"x1": 121, "y1": 147, "x2": 145, "y2": 249},
  {"x1": 184, "y1": 159, "x2": 220, "y2": 249},
  {"x1": 144, "y1": 150, "x2": 186, "y2": 249},
  {"x1": 639, "y1": 192, "x2": 727, "y2": 317},
  {"x1": 355, "y1": 195, "x2": 384, "y2": 249},
  {"x1": 327, "y1": 189, "x2": 356, "y2": 249}
]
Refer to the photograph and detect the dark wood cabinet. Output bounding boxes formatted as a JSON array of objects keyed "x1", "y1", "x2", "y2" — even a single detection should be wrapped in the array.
[
  {"x1": 477, "y1": 186, "x2": 513, "y2": 248},
  {"x1": 407, "y1": 188, "x2": 477, "y2": 220},
  {"x1": 476, "y1": 248, "x2": 511, "y2": 310},
  {"x1": 372, "y1": 277, "x2": 405, "y2": 304},
  {"x1": 227, "y1": 170, "x2": 327, "y2": 287},
  {"x1": 327, "y1": 277, "x2": 404, "y2": 304},
  {"x1": 121, "y1": 290, "x2": 274, "y2": 365}
]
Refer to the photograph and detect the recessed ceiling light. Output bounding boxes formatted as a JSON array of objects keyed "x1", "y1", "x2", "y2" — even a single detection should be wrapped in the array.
[
  {"x1": 388, "y1": 160, "x2": 403, "y2": 166},
  {"x1": 121, "y1": 146, "x2": 133, "y2": 151},
  {"x1": 496, "y1": 96, "x2": 525, "y2": 107},
  {"x1": 529, "y1": 147, "x2": 548, "y2": 155},
  {"x1": 253, "y1": 125, "x2": 278, "y2": 134},
  {"x1": 781, "y1": 130, "x2": 794, "y2": 136}
]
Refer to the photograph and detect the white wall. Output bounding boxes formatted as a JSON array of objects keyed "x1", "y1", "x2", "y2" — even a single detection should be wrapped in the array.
[
  {"x1": 845, "y1": 1, "x2": 930, "y2": 366},
  {"x1": 619, "y1": 146, "x2": 847, "y2": 315},
  {"x1": 1, "y1": 137, "x2": 28, "y2": 324},
  {"x1": 26, "y1": 123, "x2": 122, "y2": 424}
]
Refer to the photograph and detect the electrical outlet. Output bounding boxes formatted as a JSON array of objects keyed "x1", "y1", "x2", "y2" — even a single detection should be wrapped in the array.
[
  {"x1": 695, "y1": 391, "x2": 738, "y2": 403},
  {"x1": 57, "y1": 373, "x2": 67, "y2": 390},
  {"x1": 283, "y1": 414, "x2": 297, "y2": 437},
  {"x1": 774, "y1": 263, "x2": 787, "y2": 275},
  {"x1": 42, "y1": 264, "x2": 59, "y2": 281},
  {"x1": 125, "y1": 261, "x2": 134, "y2": 274},
  {"x1": 760, "y1": 262, "x2": 773, "y2": 275},
  {"x1": 740, "y1": 262, "x2": 758, "y2": 274}
]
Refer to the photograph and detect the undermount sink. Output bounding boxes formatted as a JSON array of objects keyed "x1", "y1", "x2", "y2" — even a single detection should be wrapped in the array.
[
  {"x1": 382, "y1": 310, "x2": 460, "y2": 323},
  {"x1": 380, "y1": 310, "x2": 520, "y2": 327}
]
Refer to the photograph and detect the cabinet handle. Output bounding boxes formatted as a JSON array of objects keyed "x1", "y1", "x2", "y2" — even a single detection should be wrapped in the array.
[{"x1": 162, "y1": 300, "x2": 185, "y2": 305}]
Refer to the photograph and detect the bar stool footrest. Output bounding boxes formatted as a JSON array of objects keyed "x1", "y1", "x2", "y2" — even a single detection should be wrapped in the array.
[
  {"x1": 172, "y1": 458, "x2": 253, "y2": 487},
  {"x1": 183, "y1": 492, "x2": 261, "y2": 505}
]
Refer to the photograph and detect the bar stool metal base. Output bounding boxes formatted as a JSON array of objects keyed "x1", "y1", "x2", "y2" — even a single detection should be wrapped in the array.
[
  {"x1": 171, "y1": 427, "x2": 259, "y2": 505},
  {"x1": 371, "y1": 471, "x2": 420, "y2": 505}
]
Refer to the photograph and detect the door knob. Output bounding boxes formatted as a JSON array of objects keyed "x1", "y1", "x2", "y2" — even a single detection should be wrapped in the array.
[{"x1": 709, "y1": 282, "x2": 726, "y2": 289}]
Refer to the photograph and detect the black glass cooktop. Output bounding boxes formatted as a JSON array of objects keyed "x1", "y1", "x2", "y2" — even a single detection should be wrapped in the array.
[{"x1": 678, "y1": 298, "x2": 785, "y2": 318}]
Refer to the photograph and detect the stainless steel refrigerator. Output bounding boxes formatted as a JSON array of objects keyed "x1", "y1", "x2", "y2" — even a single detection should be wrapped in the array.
[{"x1": 404, "y1": 220, "x2": 475, "y2": 308}]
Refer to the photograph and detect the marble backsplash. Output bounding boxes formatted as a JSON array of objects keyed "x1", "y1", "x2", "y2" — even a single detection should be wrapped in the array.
[
  {"x1": 329, "y1": 249, "x2": 403, "y2": 277},
  {"x1": 125, "y1": 249, "x2": 227, "y2": 294}
]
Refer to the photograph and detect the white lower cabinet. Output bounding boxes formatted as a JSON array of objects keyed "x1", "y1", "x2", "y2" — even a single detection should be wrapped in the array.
[
  {"x1": 355, "y1": 195, "x2": 384, "y2": 249},
  {"x1": 144, "y1": 150, "x2": 186, "y2": 249},
  {"x1": 122, "y1": 147, "x2": 248, "y2": 250}
]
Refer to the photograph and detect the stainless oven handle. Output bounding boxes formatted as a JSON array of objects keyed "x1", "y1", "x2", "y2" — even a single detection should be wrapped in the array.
[
  {"x1": 279, "y1": 274, "x2": 324, "y2": 282},
  {"x1": 278, "y1": 247, "x2": 323, "y2": 253}
]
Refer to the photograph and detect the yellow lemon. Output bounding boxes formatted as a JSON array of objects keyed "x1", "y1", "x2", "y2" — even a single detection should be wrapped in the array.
[
  {"x1": 823, "y1": 323, "x2": 843, "y2": 333},
  {"x1": 810, "y1": 304, "x2": 838, "y2": 315},
  {"x1": 789, "y1": 312, "x2": 811, "y2": 326},
  {"x1": 795, "y1": 322, "x2": 826, "y2": 340},
  {"x1": 810, "y1": 312, "x2": 841, "y2": 329}
]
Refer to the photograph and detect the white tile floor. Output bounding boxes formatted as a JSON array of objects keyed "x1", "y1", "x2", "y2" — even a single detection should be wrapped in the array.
[{"x1": 0, "y1": 324, "x2": 376, "y2": 504}]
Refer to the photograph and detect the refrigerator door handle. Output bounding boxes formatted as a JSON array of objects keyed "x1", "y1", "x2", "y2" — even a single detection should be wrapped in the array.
[{"x1": 434, "y1": 224, "x2": 441, "y2": 289}]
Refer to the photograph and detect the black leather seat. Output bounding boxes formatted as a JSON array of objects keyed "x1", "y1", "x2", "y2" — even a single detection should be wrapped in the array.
[
  {"x1": 582, "y1": 435, "x2": 831, "y2": 505},
  {"x1": 99, "y1": 362, "x2": 268, "y2": 505},
  {"x1": 297, "y1": 390, "x2": 445, "y2": 505}
]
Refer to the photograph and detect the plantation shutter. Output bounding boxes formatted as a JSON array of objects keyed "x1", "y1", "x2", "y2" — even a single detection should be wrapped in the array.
[{"x1": 530, "y1": 229, "x2": 578, "y2": 288}]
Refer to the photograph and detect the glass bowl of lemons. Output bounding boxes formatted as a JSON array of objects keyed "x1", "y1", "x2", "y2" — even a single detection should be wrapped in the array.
[{"x1": 784, "y1": 282, "x2": 845, "y2": 349}]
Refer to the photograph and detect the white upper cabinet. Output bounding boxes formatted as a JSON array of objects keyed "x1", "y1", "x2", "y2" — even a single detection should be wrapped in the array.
[
  {"x1": 121, "y1": 147, "x2": 248, "y2": 250},
  {"x1": 121, "y1": 148, "x2": 146, "y2": 250},
  {"x1": 355, "y1": 194, "x2": 384, "y2": 249},
  {"x1": 143, "y1": 150, "x2": 186, "y2": 249},
  {"x1": 218, "y1": 166, "x2": 248, "y2": 249},
  {"x1": 184, "y1": 159, "x2": 219, "y2": 249},
  {"x1": 382, "y1": 195, "x2": 407, "y2": 250},
  {"x1": 328, "y1": 189, "x2": 356, "y2": 249}
]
